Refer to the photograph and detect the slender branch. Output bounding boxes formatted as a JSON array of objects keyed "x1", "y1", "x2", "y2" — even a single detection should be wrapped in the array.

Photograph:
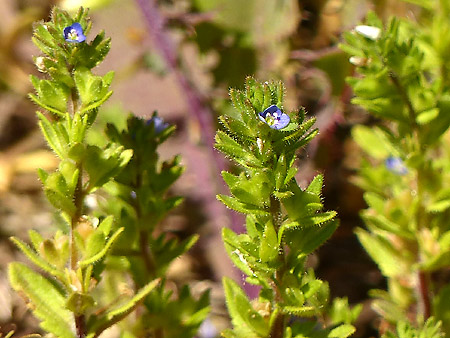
[
  {"x1": 134, "y1": 0, "x2": 259, "y2": 299},
  {"x1": 387, "y1": 61, "x2": 433, "y2": 322},
  {"x1": 70, "y1": 163, "x2": 84, "y2": 270},
  {"x1": 417, "y1": 270, "x2": 431, "y2": 320},
  {"x1": 388, "y1": 72, "x2": 417, "y2": 130},
  {"x1": 269, "y1": 195, "x2": 286, "y2": 338},
  {"x1": 75, "y1": 315, "x2": 86, "y2": 338},
  {"x1": 154, "y1": 327, "x2": 164, "y2": 338},
  {"x1": 70, "y1": 163, "x2": 87, "y2": 337},
  {"x1": 139, "y1": 229, "x2": 157, "y2": 278},
  {"x1": 270, "y1": 313, "x2": 286, "y2": 338}
]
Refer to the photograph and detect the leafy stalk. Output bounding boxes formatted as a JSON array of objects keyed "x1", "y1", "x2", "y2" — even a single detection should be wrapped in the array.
[{"x1": 216, "y1": 77, "x2": 357, "y2": 338}]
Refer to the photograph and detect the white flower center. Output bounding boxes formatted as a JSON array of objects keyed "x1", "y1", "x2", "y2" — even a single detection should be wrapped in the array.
[{"x1": 68, "y1": 29, "x2": 79, "y2": 40}]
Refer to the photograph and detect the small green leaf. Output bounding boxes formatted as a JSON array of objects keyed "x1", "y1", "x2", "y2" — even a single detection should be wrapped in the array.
[
  {"x1": 328, "y1": 324, "x2": 356, "y2": 338},
  {"x1": 37, "y1": 112, "x2": 68, "y2": 158},
  {"x1": 79, "y1": 227, "x2": 124, "y2": 267},
  {"x1": 259, "y1": 220, "x2": 279, "y2": 263},
  {"x1": 8, "y1": 263, "x2": 75, "y2": 338},
  {"x1": 306, "y1": 174, "x2": 323, "y2": 196},
  {"x1": 416, "y1": 108, "x2": 439, "y2": 124},
  {"x1": 280, "y1": 305, "x2": 315, "y2": 317},
  {"x1": 217, "y1": 194, "x2": 270, "y2": 215},
  {"x1": 356, "y1": 228, "x2": 405, "y2": 277},
  {"x1": 29, "y1": 230, "x2": 44, "y2": 251},
  {"x1": 281, "y1": 220, "x2": 338, "y2": 254},
  {"x1": 222, "y1": 228, "x2": 254, "y2": 277},
  {"x1": 215, "y1": 130, "x2": 263, "y2": 168},
  {"x1": 223, "y1": 277, "x2": 269, "y2": 337},
  {"x1": 87, "y1": 278, "x2": 160, "y2": 338},
  {"x1": 10, "y1": 237, "x2": 65, "y2": 281},
  {"x1": 351, "y1": 125, "x2": 393, "y2": 159},
  {"x1": 66, "y1": 292, "x2": 95, "y2": 315}
]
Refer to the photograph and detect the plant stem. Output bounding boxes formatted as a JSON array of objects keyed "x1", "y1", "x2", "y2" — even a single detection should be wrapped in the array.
[
  {"x1": 417, "y1": 270, "x2": 431, "y2": 319},
  {"x1": 70, "y1": 163, "x2": 84, "y2": 270},
  {"x1": 75, "y1": 315, "x2": 86, "y2": 338},
  {"x1": 71, "y1": 163, "x2": 87, "y2": 337},
  {"x1": 388, "y1": 72, "x2": 417, "y2": 131},
  {"x1": 388, "y1": 64, "x2": 433, "y2": 321},
  {"x1": 154, "y1": 327, "x2": 164, "y2": 338},
  {"x1": 269, "y1": 195, "x2": 286, "y2": 338},
  {"x1": 270, "y1": 313, "x2": 286, "y2": 338},
  {"x1": 139, "y1": 229, "x2": 156, "y2": 278}
]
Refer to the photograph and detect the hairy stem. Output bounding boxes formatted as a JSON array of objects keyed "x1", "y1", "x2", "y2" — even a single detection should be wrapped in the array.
[
  {"x1": 70, "y1": 163, "x2": 84, "y2": 270},
  {"x1": 75, "y1": 314, "x2": 86, "y2": 338},
  {"x1": 139, "y1": 229, "x2": 156, "y2": 278},
  {"x1": 269, "y1": 195, "x2": 286, "y2": 337},
  {"x1": 71, "y1": 163, "x2": 87, "y2": 337},
  {"x1": 417, "y1": 270, "x2": 431, "y2": 320},
  {"x1": 388, "y1": 64, "x2": 433, "y2": 321},
  {"x1": 388, "y1": 73, "x2": 417, "y2": 132}
]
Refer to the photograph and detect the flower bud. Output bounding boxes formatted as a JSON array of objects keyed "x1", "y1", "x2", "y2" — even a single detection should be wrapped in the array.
[{"x1": 355, "y1": 25, "x2": 381, "y2": 40}]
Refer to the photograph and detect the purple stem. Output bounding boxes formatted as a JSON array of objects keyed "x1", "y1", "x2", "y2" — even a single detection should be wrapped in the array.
[{"x1": 134, "y1": 0, "x2": 259, "y2": 299}]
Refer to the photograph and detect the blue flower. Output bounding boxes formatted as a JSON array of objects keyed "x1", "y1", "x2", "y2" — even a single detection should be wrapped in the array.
[
  {"x1": 147, "y1": 115, "x2": 169, "y2": 134},
  {"x1": 258, "y1": 105, "x2": 290, "y2": 130},
  {"x1": 63, "y1": 23, "x2": 86, "y2": 43},
  {"x1": 385, "y1": 156, "x2": 408, "y2": 175}
]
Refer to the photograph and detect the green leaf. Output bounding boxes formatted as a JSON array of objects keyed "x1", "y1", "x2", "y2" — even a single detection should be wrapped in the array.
[
  {"x1": 79, "y1": 227, "x2": 124, "y2": 267},
  {"x1": 351, "y1": 125, "x2": 392, "y2": 159},
  {"x1": 356, "y1": 228, "x2": 405, "y2": 277},
  {"x1": 219, "y1": 115, "x2": 257, "y2": 141},
  {"x1": 273, "y1": 118, "x2": 317, "y2": 154},
  {"x1": 259, "y1": 220, "x2": 279, "y2": 263},
  {"x1": 281, "y1": 220, "x2": 338, "y2": 254},
  {"x1": 8, "y1": 263, "x2": 75, "y2": 338},
  {"x1": 274, "y1": 153, "x2": 288, "y2": 190},
  {"x1": 97, "y1": 215, "x2": 114, "y2": 236},
  {"x1": 416, "y1": 108, "x2": 439, "y2": 125},
  {"x1": 10, "y1": 237, "x2": 65, "y2": 281},
  {"x1": 217, "y1": 194, "x2": 270, "y2": 215},
  {"x1": 37, "y1": 112, "x2": 68, "y2": 158},
  {"x1": 43, "y1": 172, "x2": 77, "y2": 217},
  {"x1": 328, "y1": 324, "x2": 356, "y2": 338},
  {"x1": 361, "y1": 213, "x2": 414, "y2": 239},
  {"x1": 306, "y1": 174, "x2": 324, "y2": 196},
  {"x1": 223, "y1": 277, "x2": 269, "y2": 337},
  {"x1": 83, "y1": 144, "x2": 133, "y2": 190},
  {"x1": 28, "y1": 230, "x2": 44, "y2": 251},
  {"x1": 280, "y1": 305, "x2": 315, "y2": 317},
  {"x1": 222, "y1": 228, "x2": 254, "y2": 277},
  {"x1": 29, "y1": 76, "x2": 70, "y2": 115},
  {"x1": 222, "y1": 171, "x2": 272, "y2": 207},
  {"x1": 66, "y1": 292, "x2": 95, "y2": 315},
  {"x1": 74, "y1": 68, "x2": 114, "y2": 112},
  {"x1": 215, "y1": 130, "x2": 263, "y2": 168},
  {"x1": 87, "y1": 278, "x2": 160, "y2": 338}
]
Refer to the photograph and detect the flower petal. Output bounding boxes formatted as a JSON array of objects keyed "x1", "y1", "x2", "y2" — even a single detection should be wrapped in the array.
[
  {"x1": 273, "y1": 113, "x2": 290, "y2": 130},
  {"x1": 63, "y1": 22, "x2": 86, "y2": 43},
  {"x1": 264, "y1": 105, "x2": 281, "y2": 115}
]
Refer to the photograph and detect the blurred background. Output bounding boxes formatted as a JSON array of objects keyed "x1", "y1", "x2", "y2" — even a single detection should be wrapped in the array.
[{"x1": 0, "y1": 0, "x2": 420, "y2": 336}]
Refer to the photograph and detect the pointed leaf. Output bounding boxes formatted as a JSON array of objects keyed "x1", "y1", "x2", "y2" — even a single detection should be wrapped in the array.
[{"x1": 8, "y1": 263, "x2": 75, "y2": 338}]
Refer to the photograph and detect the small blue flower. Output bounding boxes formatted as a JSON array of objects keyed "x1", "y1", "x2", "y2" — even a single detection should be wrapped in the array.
[
  {"x1": 147, "y1": 115, "x2": 169, "y2": 134},
  {"x1": 63, "y1": 23, "x2": 86, "y2": 43},
  {"x1": 197, "y1": 317, "x2": 217, "y2": 338},
  {"x1": 385, "y1": 156, "x2": 408, "y2": 175},
  {"x1": 258, "y1": 105, "x2": 290, "y2": 130}
]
